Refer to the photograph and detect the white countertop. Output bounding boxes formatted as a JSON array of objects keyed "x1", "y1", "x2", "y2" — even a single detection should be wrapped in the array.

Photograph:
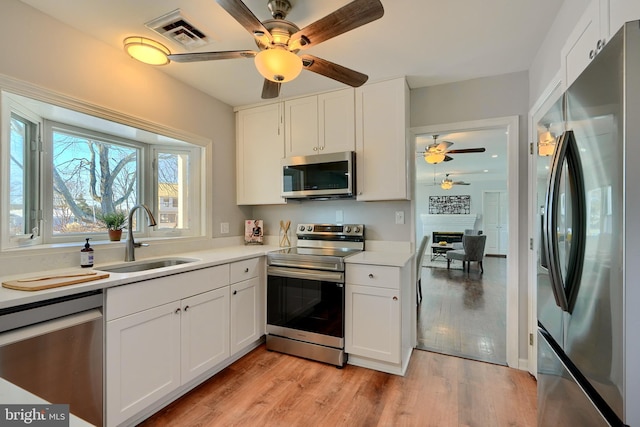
[
  {"x1": 346, "y1": 251, "x2": 413, "y2": 267},
  {"x1": 0, "y1": 378, "x2": 94, "y2": 426},
  {"x1": 0, "y1": 245, "x2": 279, "y2": 310}
]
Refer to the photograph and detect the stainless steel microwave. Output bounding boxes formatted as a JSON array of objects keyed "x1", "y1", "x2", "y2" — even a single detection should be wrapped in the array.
[{"x1": 282, "y1": 151, "x2": 356, "y2": 199}]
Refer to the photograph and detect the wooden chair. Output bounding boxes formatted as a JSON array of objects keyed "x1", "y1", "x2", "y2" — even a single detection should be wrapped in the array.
[
  {"x1": 446, "y1": 234, "x2": 487, "y2": 273},
  {"x1": 416, "y1": 235, "x2": 429, "y2": 304}
]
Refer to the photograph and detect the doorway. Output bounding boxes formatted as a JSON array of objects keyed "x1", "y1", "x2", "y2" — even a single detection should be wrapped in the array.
[{"x1": 411, "y1": 117, "x2": 519, "y2": 368}]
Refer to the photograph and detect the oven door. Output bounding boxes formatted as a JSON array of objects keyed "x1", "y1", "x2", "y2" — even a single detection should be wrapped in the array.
[{"x1": 266, "y1": 266, "x2": 345, "y2": 349}]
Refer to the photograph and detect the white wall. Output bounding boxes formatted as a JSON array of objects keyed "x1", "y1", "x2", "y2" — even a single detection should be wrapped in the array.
[
  {"x1": 0, "y1": 0, "x2": 250, "y2": 273},
  {"x1": 410, "y1": 71, "x2": 530, "y2": 360}
]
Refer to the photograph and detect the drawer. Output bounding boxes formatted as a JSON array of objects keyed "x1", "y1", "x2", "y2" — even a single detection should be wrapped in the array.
[
  {"x1": 230, "y1": 257, "x2": 260, "y2": 283},
  {"x1": 346, "y1": 264, "x2": 399, "y2": 289}
]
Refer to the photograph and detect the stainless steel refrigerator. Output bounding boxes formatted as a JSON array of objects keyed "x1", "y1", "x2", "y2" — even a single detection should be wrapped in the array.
[{"x1": 536, "y1": 20, "x2": 640, "y2": 426}]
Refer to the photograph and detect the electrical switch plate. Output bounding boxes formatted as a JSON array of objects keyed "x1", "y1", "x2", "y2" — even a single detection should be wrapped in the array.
[
  {"x1": 336, "y1": 210, "x2": 344, "y2": 223},
  {"x1": 220, "y1": 222, "x2": 229, "y2": 234},
  {"x1": 395, "y1": 211, "x2": 405, "y2": 225}
]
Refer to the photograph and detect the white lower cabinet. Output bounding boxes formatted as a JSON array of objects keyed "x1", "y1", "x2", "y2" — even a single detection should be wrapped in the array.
[
  {"x1": 181, "y1": 288, "x2": 230, "y2": 383},
  {"x1": 345, "y1": 261, "x2": 411, "y2": 375},
  {"x1": 106, "y1": 259, "x2": 264, "y2": 427},
  {"x1": 106, "y1": 302, "x2": 181, "y2": 427},
  {"x1": 230, "y1": 277, "x2": 260, "y2": 355}
]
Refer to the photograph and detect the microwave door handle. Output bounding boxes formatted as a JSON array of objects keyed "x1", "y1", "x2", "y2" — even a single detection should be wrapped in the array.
[{"x1": 544, "y1": 130, "x2": 571, "y2": 312}]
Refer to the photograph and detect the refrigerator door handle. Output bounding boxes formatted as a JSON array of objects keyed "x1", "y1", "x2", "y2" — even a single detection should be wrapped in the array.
[{"x1": 543, "y1": 130, "x2": 587, "y2": 313}]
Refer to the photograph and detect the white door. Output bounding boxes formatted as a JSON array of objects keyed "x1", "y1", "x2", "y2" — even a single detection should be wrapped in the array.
[
  {"x1": 483, "y1": 191, "x2": 508, "y2": 255},
  {"x1": 181, "y1": 287, "x2": 230, "y2": 383},
  {"x1": 230, "y1": 277, "x2": 260, "y2": 355}
]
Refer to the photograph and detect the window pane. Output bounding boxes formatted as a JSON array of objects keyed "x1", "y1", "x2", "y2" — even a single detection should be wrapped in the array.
[
  {"x1": 52, "y1": 130, "x2": 138, "y2": 234},
  {"x1": 9, "y1": 117, "x2": 26, "y2": 235},
  {"x1": 156, "y1": 151, "x2": 189, "y2": 230}
]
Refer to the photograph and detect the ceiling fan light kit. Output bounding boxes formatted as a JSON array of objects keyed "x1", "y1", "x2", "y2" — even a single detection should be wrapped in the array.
[
  {"x1": 165, "y1": 0, "x2": 384, "y2": 99},
  {"x1": 123, "y1": 36, "x2": 171, "y2": 65},
  {"x1": 425, "y1": 152, "x2": 446, "y2": 164},
  {"x1": 255, "y1": 47, "x2": 302, "y2": 82},
  {"x1": 441, "y1": 179, "x2": 454, "y2": 190}
]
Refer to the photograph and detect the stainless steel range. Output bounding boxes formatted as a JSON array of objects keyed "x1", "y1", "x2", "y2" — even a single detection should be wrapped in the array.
[{"x1": 266, "y1": 223, "x2": 364, "y2": 367}]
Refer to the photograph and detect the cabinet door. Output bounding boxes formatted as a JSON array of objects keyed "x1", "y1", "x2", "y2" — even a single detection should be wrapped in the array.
[
  {"x1": 284, "y1": 96, "x2": 319, "y2": 157},
  {"x1": 181, "y1": 287, "x2": 230, "y2": 384},
  {"x1": 561, "y1": 0, "x2": 610, "y2": 88},
  {"x1": 236, "y1": 103, "x2": 286, "y2": 205},
  {"x1": 610, "y1": 0, "x2": 640, "y2": 36},
  {"x1": 230, "y1": 277, "x2": 260, "y2": 355},
  {"x1": 106, "y1": 302, "x2": 181, "y2": 426},
  {"x1": 318, "y1": 89, "x2": 355, "y2": 154},
  {"x1": 345, "y1": 284, "x2": 401, "y2": 363},
  {"x1": 355, "y1": 78, "x2": 409, "y2": 201}
]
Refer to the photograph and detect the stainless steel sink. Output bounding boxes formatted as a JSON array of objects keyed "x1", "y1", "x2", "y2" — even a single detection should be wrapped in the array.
[{"x1": 97, "y1": 258, "x2": 198, "y2": 273}]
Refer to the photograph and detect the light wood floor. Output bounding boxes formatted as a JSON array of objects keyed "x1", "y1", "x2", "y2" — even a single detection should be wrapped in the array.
[
  {"x1": 418, "y1": 256, "x2": 507, "y2": 365},
  {"x1": 140, "y1": 344, "x2": 536, "y2": 427}
]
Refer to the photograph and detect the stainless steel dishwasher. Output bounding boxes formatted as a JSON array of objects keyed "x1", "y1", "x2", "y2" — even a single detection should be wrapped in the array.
[{"x1": 0, "y1": 290, "x2": 103, "y2": 426}]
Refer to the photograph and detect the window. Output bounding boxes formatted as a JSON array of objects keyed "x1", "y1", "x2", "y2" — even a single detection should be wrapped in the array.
[{"x1": 2, "y1": 91, "x2": 205, "y2": 249}]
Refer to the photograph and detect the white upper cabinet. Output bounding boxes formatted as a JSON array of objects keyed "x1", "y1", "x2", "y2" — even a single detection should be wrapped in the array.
[
  {"x1": 236, "y1": 103, "x2": 286, "y2": 205},
  {"x1": 284, "y1": 89, "x2": 355, "y2": 157},
  {"x1": 561, "y1": 0, "x2": 610, "y2": 88},
  {"x1": 610, "y1": 0, "x2": 640, "y2": 36},
  {"x1": 355, "y1": 78, "x2": 410, "y2": 201}
]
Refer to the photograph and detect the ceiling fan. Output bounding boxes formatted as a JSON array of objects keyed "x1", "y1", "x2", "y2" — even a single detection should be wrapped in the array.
[
  {"x1": 167, "y1": 0, "x2": 385, "y2": 99},
  {"x1": 440, "y1": 173, "x2": 470, "y2": 190},
  {"x1": 420, "y1": 135, "x2": 486, "y2": 164}
]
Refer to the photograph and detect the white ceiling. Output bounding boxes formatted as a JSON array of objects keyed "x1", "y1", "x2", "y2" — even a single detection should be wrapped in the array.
[{"x1": 19, "y1": 0, "x2": 564, "y2": 107}]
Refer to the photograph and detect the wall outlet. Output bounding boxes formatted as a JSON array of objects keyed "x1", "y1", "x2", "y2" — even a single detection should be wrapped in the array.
[
  {"x1": 220, "y1": 222, "x2": 229, "y2": 234},
  {"x1": 395, "y1": 211, "x2": 405, "y2": 225}
]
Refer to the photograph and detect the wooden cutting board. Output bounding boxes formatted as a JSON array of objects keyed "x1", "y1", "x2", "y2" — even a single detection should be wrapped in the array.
[{"x1": 2, "y1": 271, "x2": 110, "y2": 291}]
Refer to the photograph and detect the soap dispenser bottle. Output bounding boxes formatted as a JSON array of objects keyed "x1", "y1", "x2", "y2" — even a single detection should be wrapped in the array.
[{"x1": 81, "y1": 238, "x2": 94, "y2": 268}]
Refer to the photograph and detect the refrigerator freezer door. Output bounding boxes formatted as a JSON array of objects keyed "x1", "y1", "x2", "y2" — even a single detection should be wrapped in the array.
[{"x1": 538, "y1": 329, "x2": 617, "y2": 426}]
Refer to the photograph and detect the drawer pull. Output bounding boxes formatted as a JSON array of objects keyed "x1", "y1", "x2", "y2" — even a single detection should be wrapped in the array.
[
  {"x1": 244, "y1": 267, "x2": 249, "y2": 273},
  {"x1": 368, "y1": 273, "x2": 374, "y2": 279},
  {"x1": 175, "y1": 308, "x2": 181, "y2": 314}
]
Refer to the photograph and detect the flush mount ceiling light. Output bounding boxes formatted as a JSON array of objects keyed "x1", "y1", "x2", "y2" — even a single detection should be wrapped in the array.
[
  {"x1": 254, "y1": 47, "x2": 303, "y2": 82},
  {"x1": 123, "y1": 36, "x2": 171, "y2": 65}
]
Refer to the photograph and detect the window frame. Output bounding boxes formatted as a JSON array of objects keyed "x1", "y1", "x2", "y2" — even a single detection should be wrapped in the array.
[{"x1": 1, "y1": 88, "x2": 209, "y2": 251}]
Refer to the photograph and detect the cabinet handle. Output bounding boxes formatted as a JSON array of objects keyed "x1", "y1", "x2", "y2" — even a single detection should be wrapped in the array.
[
  {"x1": 368, "y1": 273, "x2": 374, "y2": 279},
  {"x1": 233, "y1": 290, "x2": 238, "y2": 295},
  {"x1": 319, "y1": 146, "x2": 324, "y2": 151},
  {"x1": 184, "y1": 305, "x2": 189, "y2": 312},
  {"x1": 589, "y1": 49, "x2": 595, "y2": 60},
  {"x1": 244, "y1": 267, "x2": 249, "y2": 273},
  {"x1": 597, "y1": 39, "x2": 604, "y2": 51},
  {"x1": 313, "y1": 147, "x2": 318, "y2": 151},
  {"x1": 393, "y1": 296, "x2": 398, "y2": 301},
  {"x1": 175, "y1": 308, "x2": 181, "y2": 314}
]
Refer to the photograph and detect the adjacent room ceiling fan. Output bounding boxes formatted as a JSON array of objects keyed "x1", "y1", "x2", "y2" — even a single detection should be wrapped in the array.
[
  {"x1": 440, "y1": 173, "x2": 470, "y2": 190},
  {"x1": 420, "y1": 135, "x2": 486, "y2": 164},
  {"x1": 167, "y1": 0, "x2": 385, "y2": 99}
]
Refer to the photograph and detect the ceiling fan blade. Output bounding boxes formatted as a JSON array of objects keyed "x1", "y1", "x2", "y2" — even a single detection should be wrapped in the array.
[
  {"x1": 167, "y1": 50, "x2": 257, "y2": 63},
  {"x1": 301, "y1": 55, "x2": 368, "y2": 87},
  {"x1": 216, "y1": 0, "x2": 273, "y2": 43},
  {"x1": 291, "y1": 0, "x2": 384, "y2": 49},
  {"x1": 262, "y1": 80, "x2": 281, "y2": 99},
  {"x1": 443, "y1": 155, "x2": 454, "y2": 162},
  {"x1": 446, "y1": 148, "x2": 486, "y2": 154},
  {"x1": 453, "y1": 181, "x2": 471, "y2": 185}
]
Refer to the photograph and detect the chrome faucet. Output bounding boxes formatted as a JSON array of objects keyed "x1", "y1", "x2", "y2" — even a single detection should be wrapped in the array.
[{"x1": 124, "y1": 204, "x2": 157, "y2": 262}]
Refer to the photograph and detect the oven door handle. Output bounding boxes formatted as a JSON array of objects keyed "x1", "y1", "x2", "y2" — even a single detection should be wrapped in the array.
[{"x1": 267, "y1": 266, "x2": 344, "y2": 283}]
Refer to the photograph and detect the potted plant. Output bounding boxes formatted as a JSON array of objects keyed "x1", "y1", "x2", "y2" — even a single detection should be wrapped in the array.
[{"x1": 101, "y1": 211, "x2": 127, "y2": 241}]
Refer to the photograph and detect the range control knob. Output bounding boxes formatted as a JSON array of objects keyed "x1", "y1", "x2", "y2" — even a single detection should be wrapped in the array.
[
  {"x1": 299, "y1": 225, "x2": 306, "y2": 232},
  {"x1": 345, "y1": 226, "x2": 352, "y2": 233},
  {"x1": 354, "y1": 226, "x2": 361, "y2": 233},
  {"x1": 307, "y1": 225, "x2": 312, "y2": 231}
]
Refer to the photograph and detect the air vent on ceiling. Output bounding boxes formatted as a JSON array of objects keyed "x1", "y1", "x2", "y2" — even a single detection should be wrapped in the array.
[{"x1": 145, "y1": 9, "x2": 214, "y2": 51}]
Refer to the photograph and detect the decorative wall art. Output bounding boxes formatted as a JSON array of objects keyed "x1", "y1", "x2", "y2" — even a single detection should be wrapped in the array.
[{"x1": 429, "y1": 195, "x2": 471, "y2": 214}]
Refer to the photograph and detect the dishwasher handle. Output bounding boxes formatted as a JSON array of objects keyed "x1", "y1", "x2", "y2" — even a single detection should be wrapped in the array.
[{"x1": 0, "y1": 309, "x2": 102, "y2": 347}]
